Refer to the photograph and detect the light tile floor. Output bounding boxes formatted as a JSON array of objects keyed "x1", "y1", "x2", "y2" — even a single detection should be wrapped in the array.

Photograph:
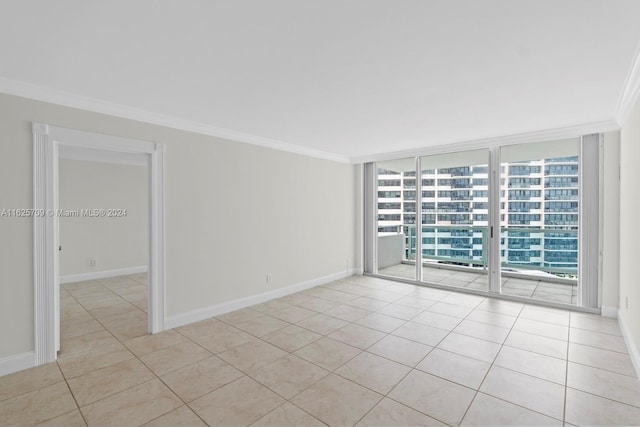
[
  {"x1": 379, "y1": 263, "x2": 578, "y2": 305},
  {"x1": 1, "y1": 274, "x2": 639, "y2": 426}
]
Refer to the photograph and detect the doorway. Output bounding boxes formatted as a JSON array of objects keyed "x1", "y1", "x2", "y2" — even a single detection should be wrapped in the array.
[
  {"x1": 32, "y1": 123, "x2": 166, "y2": 365},
  {"x1": 58, "y1": 154, "x2": 149, "y2": 354}
]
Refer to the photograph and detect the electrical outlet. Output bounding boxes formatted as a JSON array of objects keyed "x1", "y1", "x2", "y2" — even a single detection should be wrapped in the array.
[
  {"x1": 88, "y1": 258, "x2": 96, "y2": 267},
  {"x1": 266, "y1": 274, "x2": 272, "y2": 284}
]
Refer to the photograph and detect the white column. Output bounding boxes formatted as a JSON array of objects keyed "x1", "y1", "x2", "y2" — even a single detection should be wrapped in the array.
[
  {"x1": 33, "y1": 123, "x2": 57, "y2": 364},
  {"x1": 579, "y1": 134, "x2": 600, "y2": 308},
  {"x1": 149, "y1": 143, "x2": 166, "y2": 333}
]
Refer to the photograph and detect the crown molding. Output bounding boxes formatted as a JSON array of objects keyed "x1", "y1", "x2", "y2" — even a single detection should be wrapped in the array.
[
  {"x1": 0, "y1": 77, "x2": 350, "y2": 164},
  {"x1": 350, "y1": 119, "x2": 620, "y2": 164},
  {"x1": 615, "y1": 41, "x2": 640, "y2": 126},
  {"x1": 0, "y1": 76, "x2": 624, "y2": 166}
]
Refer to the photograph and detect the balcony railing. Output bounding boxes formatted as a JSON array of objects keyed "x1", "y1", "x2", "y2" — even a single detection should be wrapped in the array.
[{"x1": 378, "y1": 224, "x2": 578, "y2": 279}]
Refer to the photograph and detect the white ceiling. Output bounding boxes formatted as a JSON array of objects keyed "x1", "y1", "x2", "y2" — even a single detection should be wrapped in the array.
[{"x1": 1, "y1": 1, "x2": 640, "y2": 162}]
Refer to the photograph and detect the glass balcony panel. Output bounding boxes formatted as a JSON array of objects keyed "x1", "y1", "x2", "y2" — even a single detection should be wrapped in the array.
[
  {"x1": 376, "y1": 158, "x2": 416, "y2": 281},
  {"x1": 500, "y1": 139, "x2": 579, "y2": 305},
  {"x1": 418, "y1": 149, "x2": 490, "y2": 290}
]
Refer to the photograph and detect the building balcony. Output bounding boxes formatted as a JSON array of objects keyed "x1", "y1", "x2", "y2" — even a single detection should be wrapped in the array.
[{"x1": 377, "y1": 225, "x2": 578, "y2": 305}]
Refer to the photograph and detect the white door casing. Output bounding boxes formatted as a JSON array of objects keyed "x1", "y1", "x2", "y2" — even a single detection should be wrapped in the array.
[{"x1": 32, "y1": 123, "x2": 166, "y2": 365}]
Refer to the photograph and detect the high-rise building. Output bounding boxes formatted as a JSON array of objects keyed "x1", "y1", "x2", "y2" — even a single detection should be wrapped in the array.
[{"x1": 377, "y1": 155, "x2": 579, "y2": 277}]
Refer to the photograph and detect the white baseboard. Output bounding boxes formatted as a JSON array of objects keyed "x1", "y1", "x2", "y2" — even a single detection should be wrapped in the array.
[
  {"x1": 60, "y1": 266, "x2": 148, "y2": 284},
  {"x1": 601, "y1": 305, "x2": 619, "y2": 318},
  {"x1": 618, "y1": 309, "x2": 640, "y2": 380},
  {"x1": 165, "y1": 269, "x2": 357, "y2": 330},
  {"x1": 0, "y1": 352, "x2": 36, "y2": 377}
]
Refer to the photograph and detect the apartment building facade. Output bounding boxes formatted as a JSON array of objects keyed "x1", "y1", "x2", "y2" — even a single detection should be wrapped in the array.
[{"x1": 377, "y1": 155, "x2": 579, "y2": 277}]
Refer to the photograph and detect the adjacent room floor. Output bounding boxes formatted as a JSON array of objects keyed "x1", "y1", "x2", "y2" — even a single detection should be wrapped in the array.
[{"x1": 1, "y1": 274, "x2": 639, "y2": 426}]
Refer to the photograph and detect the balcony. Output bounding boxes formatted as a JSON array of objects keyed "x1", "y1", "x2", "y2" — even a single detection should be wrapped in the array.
[{"x1": 377, "y1": 225, "x2": 578, "y2": 305}]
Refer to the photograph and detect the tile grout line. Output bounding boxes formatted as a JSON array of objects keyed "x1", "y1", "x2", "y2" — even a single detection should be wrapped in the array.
[
  {"x1": 353, "y1": 296, "x2": 487, "y2": 426},
  {"x1": 185, "y1": 285, "x2": 640, "y2": 423},
  {"x1": 57, "y1": 289, "x2": 101, "y2": 427},
  {"x1": 459, "y1": 302, "x2": 570, "y2": 425},
  {"x1": 107, "y1": 287, "x2": 213, "y2": 426},
  {"x1": 59, "y1": 288, "x2": 92, "y2": 426},
  {"x1": 190, "y1": 308, "x2": 366, "y2": 425},
  {"x1": 564, "y1": 359, "x2": 638, "y2": 379},
  {"x1": 349, "y1": 347, "x2": 443, "y2": 425},
  {"x1": 455, "y1": 298, "x2": 525, "y2": 425},
  {"x1": 62, "y1": 276, "x2": 196, "y2": 425},
  {"x1": 563, "y1": 314, "x2": 572, "y2": 426},
  {"x1": 329, "y1": 300, "x2": 446, "y2": 425},
  {"x1": 563, "y1": 385, "x2": 640, "y2": 410},
  {"x1": 36, "y1": 277, "x2": 176, "y2": 425},
  {"x1": 214, "y1": 284, "x2": 520, "y2": 426},
  {"x1": 185, "y1": 302, "x2": 371, "y2": 424},
  {"x1": 202, "y1": 282, "x2": 446, "y2": 426},
  {"x1": 251, "y1": 399, "x2": 331, "y2": 427},
  {"x1": 38, "y1": 274, "x2": 640, "y2": 427}
]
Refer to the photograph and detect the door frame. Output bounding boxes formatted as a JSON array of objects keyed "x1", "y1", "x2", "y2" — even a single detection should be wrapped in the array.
[{"x1": 32, "y1": 123, "x2": 166, "y2": 365}]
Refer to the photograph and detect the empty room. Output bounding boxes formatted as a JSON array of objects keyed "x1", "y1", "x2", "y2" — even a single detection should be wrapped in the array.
[{"x1": 2, "y1": 1, "x2": 640, "y2": 426}]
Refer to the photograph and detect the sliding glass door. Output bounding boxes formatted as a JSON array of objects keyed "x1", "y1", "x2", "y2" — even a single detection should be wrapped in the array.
[
  {"x1": 499, "y1": 140, "x2": 580, "y2": 305},
  {"x1": 418, "y1": 150, "x2": 490, "y2": 291},
  {"x1": 365, "y1": 136, "x2": 598, "y2": 309},
  {"x1": 376, "y1": 158, "x2": 416, "y2": 281}
]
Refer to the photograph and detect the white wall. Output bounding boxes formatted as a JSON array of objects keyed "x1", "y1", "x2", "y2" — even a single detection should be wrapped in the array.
[
  {"x1": 601, "y1": 131, "x2": 620, "y2": 315},
  {"x1": 619, "y1": 97, "x2": 640, "y2": 362},
  {"x1": 0, "y1": 93, "x2": 357, "y2": 360},
  {"x1": 377, "y1": 234, "x2": 404, "y2": 269},
  {"x1": 59, "y1": 159, "x2": 148, "y2": 277}
]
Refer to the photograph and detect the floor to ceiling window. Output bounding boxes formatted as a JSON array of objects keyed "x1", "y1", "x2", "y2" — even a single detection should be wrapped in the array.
[
  {"x1": 417, "y1": 149, "x2": 490, "y2": 291},
  {"x1": 365, "y1": 135, "x2": 600, "y2": 310},
  {"x1": 376, "y1": 158, "x2": 417, "y2": 281},
  {"x1": 499, "y1": 140, "x2": 580, "y2": 305}
]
